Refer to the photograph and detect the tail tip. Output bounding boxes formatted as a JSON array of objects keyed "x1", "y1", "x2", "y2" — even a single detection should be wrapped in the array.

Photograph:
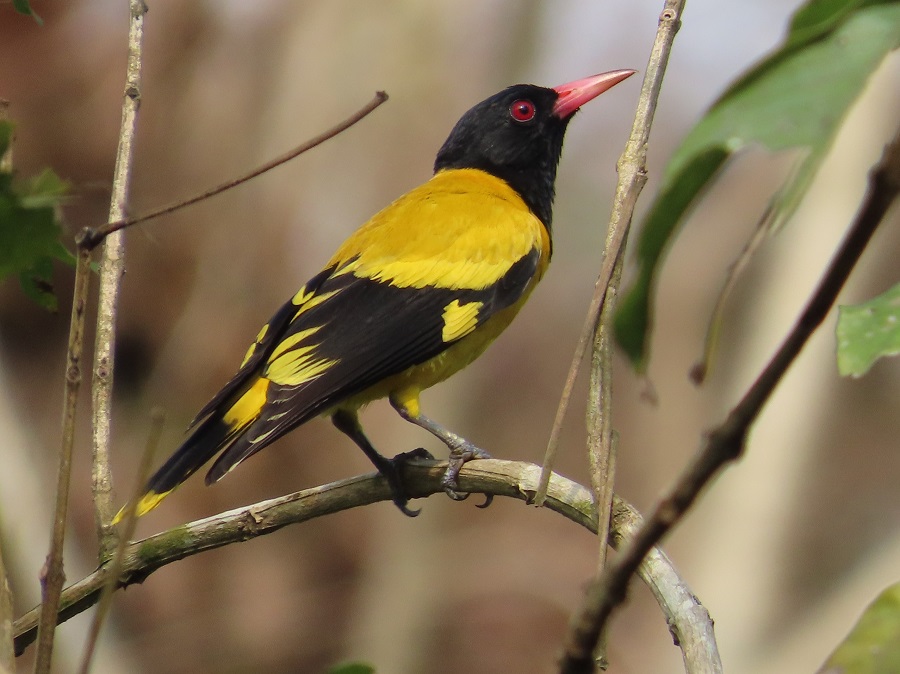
[{"x1": 111, "y1": 490, "x2": 172, "y2": 524}]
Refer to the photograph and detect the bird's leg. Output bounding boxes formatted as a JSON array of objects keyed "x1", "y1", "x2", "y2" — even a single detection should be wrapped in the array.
[
  {"x1": 332, "y1": 409, "x2": 432, "y2": 517},
  {"x1": 390, "y1": 395, "x2": 493, "y2": 508}
]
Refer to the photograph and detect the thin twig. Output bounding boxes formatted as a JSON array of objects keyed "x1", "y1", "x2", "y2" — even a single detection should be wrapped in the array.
[
  {"x1": 78, "y1": 408, "x2": 163, "y2": 674},
  {"x1": 584, "y1": 280, "x2": 620, "y2": 669},
  {"x1": 13, "y1": 460, "x2": 720, "y2": 673},
  {"x1": 535, "y1": 0, "x2": 685, "y2": 506},
  {"x1": 33, "y1": 248, "x2": 92, "y2": 674},
  {"x1": 91, "y1": 0, "x2": 146, "y2": 562},
  {"x1": 0, "y1": 98, "x2": 16, "y2": 674},
  {"x1": 690, "y1": 201, "x2": 774, "y2": 384},
  {"x1": 558, "y1": 122, "x2": 900, "y2": 674},
  {"x1": 76, "y1": 91, "x2": 390, "y2": 251},
  {"x1": 0, "y1": 539, "x2": 13, "y2": 674}
]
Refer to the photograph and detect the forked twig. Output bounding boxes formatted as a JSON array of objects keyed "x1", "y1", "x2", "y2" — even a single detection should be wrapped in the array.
[
  {"x1": 558, "y1": 123, "x2": 900, "y2": 674},
  {"x1": 76, "y1": 91, "x2": 389, "y2": 250},
  {"x1": 535, "y1": 0, "x2": 685, "y2": 505}
]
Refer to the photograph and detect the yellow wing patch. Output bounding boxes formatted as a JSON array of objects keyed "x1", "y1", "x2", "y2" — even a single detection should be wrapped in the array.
[
  {"x1": 223, "y1": 377, "x2": 270, "y2": 428},
  {"x1": 291, "y1": 288, "x2": 341, "y2": 321},
  {"x1": 240, "y1": 323, "x2": 271, "y2": 368},
  {"x1": 267, "y1": 340, "x2": 338, "y2": 387},
  {"x1": 441, "y1": 299, "x2": 482, "y2": 342}
]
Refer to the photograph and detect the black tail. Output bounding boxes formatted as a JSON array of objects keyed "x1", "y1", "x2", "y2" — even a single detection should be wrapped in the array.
[{"x1": 113, "y1": 415, "x2": 233, "y2": 522}]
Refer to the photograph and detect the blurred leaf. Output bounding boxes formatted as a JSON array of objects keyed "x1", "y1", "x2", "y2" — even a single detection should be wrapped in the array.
[
  {"x1": 328, "y1": 663, "x2": 376, "y2": 674},
  {"x1": 0, "y1": 155, "x2": 73, "y2": 310},
  {"x1": 12, "y1": 0, "x2": 43, "y2": 25},
  {"x1": 615, "y1": 0, "x2": 900, "y2": 369},
  {"x1": 0, "y1": 121, "x2": 11, "y2": 156},
  {"x1": 836, "y1": 283, "x2": 900, "y2": 376},
  {"x1": 818, "y1": 582, "x2": 900, "y2": 673}
]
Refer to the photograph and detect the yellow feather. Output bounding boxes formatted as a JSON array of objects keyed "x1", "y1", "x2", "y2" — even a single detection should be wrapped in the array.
[
  {"x1": 222, "y1": 377, "x2": 270, "y2": 428},
  {"x1": 329, "y1": 169, "x2": 548, "y2": 290},
  {"x1": 441, "y1": 299, "x2": 482, "y2": 342}
]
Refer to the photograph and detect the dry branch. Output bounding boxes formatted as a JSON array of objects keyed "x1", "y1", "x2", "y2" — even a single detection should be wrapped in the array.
[
  {"x1": 14, "y1": 461, "x2": 720, "y2": 672},
  {"x1": 559, "y1": 122, "x2": 900, "y2": 674},
  {"x1": 91, "y1": 0, "x2": 147, "y2": 562},
  {"x1": 536, "y1": 0, "x2": 685, "y2": 504}
]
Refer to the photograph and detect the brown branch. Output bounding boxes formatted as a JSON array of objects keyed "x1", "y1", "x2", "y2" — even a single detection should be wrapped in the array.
[
  {"x1": 33, "y1": 248, "x2": 92, "y2": 674},
  {"x1": 91, "y1": 0, "x2": 147, "y2": 562},
  {"x1": 0, "y1": 539, "x2": 13, "y2": 674},
  {"x1": 76, "y1": 91, "x2": 389, "y2": 251},
  {"x1": 14, "y1": 460, "x2": 720, "y2": 673},
  {"x1": 559, "y1": 122, "x2": 900, "y2": 674},
  {"x1": 0, "y1": 98, "x2": 16, "y2": 674},
  {"x1": 535, "y1": 0, "x2": 685, "y2": 505}
]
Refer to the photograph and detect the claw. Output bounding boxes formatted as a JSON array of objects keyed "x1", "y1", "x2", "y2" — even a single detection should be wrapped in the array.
[
  {"x1": 441, "y1": 442, "x2": 492, "y2": 506},
  {"x1": 376, "y1": 448, "x2": 436, "y2": 517},
  {"x1": 476, "y1": 494, "x2": 494, "y2": 509}
]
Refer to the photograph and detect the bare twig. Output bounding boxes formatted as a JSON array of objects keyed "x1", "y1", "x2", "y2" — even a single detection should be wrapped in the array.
[
  {"x1": 584, "y1": 281, "x2": 620, "y2": 669},
  {"x1": 33, "y1": 248, "x2": 92, "y2": 674},
  {"x1": 76, "y1": 91, "x2": 389, "y2": 250},
  {"x1": 0, "y1": 542, "x2": 13, "y2": 674},
  {"x1": 690, "y1": 201, "x2": 773, "y2": 384},
  {"x1": 535, "y1": 0, "x2": 685, "y2": 505},
  {"x1": 558, "y1": 123, "x2": 900, "y2": 674},
  {"x1": 0, "y1": 98, "x2": 16, "y2": 674},
  {"x1": 78, "y1": 408, "x2": 163, "y2": 674},
  {"x1": 92, "y1": 0, "x2": 147, "y2": 562},
  {"x1": 14, "y1": 460, "x2": 719, "y2": 672}
]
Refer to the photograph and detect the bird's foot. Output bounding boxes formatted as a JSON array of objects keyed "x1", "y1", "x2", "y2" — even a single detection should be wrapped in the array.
[
  {"x1": 441, "y1": 443, "x2": 493, "y2": 508},
  {"x1": 380, "y1": 447, "x2": 435, "y2": 517}
]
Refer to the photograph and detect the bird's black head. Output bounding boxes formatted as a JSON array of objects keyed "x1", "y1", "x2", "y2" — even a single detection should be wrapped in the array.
[{"x1": 434, "y1": 70, "x2": 635, "y2": 228}]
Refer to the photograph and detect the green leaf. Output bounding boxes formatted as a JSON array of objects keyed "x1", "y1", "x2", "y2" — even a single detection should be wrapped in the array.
[
  {"x1": 836, "y1": 283, "x2": 900, "y2": 376},
  {"x1": 0, "y1": 159, "x2": 72, "y2": 311},
  {"x1": 327, "y1": 663, "x2": 376, "y2": 674},
  {"x1": 12, "y1": 0, "x2": 43, "y2": 25},
  {"x1": 818, "y1": 582, "x2": 900, "y2": 673},
  {"x1": 0, "y1": 121, "x2": 11, "y2": 157},
  {"x1": 615, "y1": 0, "x2": 900, "y2": 369}
]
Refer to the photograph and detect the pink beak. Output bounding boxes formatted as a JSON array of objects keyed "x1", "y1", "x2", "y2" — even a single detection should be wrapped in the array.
[{"x1": 552, "y1": 70, "x2": 636, "y2": 119}]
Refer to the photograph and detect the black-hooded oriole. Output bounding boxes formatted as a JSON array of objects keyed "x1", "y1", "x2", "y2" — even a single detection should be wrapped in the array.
[{"x1": 117, "y1": 69, "x2": 634, "y2": 519}]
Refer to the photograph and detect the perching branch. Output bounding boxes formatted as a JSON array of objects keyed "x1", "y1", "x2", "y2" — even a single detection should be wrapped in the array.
[
  {"x1": 91, "y1": 0, "x2": 147, "y2": 562},
  {"x1": 558, "y1": 122, "x2": 900, "y2": 674},
  {"x1": 536, "y1": 0, "x2": 685, "y2": 505},
  {"x1": 76, "y1": 91, "x2": 389, "y2": 251},
  {"x1": 14, "y1": 461, "x2": 720, "y2": 673}
]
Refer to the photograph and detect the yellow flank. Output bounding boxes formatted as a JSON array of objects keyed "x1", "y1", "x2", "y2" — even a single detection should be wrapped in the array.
[
  {"x1": 390, "y1": 386, "x2": 420, "y2": 418},
  {"x1": 266, "y1": 344, "x2": 338, "y2": 387},
  {"x1": 112, "y1": 489, "x2": 172, "y2": 523},
  {"x1": 441, "y1": 299, "x2": 482, "y2": 342},
  {"x1": 223, "y1": 377, "x2": 270, "y2": 428},
  {"x1": 337, "y1": 294, "x2": 536, "y2": 415},
  {"x1": 329, "y1": 169, "x2": 549, "y2": 290}
]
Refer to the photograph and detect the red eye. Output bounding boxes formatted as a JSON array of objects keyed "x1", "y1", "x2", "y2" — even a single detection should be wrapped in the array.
[{"x1": 509, "y1": 99, "x2": 536, "y2": 122}]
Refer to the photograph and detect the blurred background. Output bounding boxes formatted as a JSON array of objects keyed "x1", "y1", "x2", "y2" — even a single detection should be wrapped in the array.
[{"x1": 2, "y1": 1, "x2": 899, "y2": 672}]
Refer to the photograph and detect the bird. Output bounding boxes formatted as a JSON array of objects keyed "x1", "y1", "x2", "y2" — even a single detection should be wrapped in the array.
[{"x1": 115, "y1": 69, "x2": 635, "y2": 521}]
